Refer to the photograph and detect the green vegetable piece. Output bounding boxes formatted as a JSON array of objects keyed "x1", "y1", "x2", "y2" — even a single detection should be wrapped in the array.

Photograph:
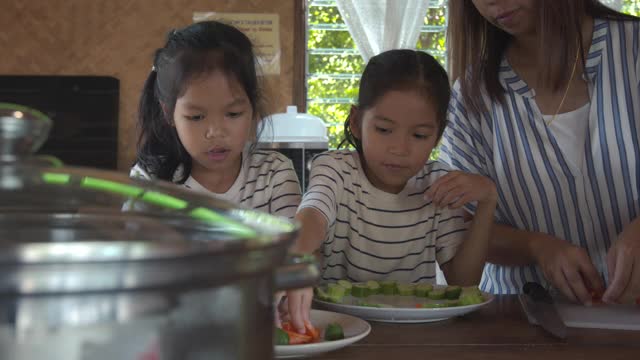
[
  {"x1": 274, "y1": 327, "x2": 289, "y2": 345},
  {"x1": 315, "y1": 287, "x2": 330, "y2": 301},
  {"x1": 324, "y1": 323, "x2": 345, "y2": 341},
  {"x1": 380, "y1": 280, "x2": 397, "y2": 295},
  {"x1": 422, "y1": 302, "x2": 449, "y2": 308},
  {"x1": 337, "y1": 280, "x2": 353, "y2": 296},
  {"x1": 446, "y1": 300, "x2": 461, "y2": 307},
  {"x1": 462, "y1": 286, "x2": 482, "y2": 296},
  {"x1": 356, "y1": 300, "x2": 383, "y2": 308},
  {"x1": 459, "y1": 286, "x2": 484, "y2": 305},
  {"x1": 327, "y1": 283, "x2": 346, "y2": 299},
  {"x1": 445, "y1": 286, "x2": 462, "y2": 300},
  {"x1": 366, "y1": 280, "x2": 381, "y2": 295},
  {"x1": 397, "y1": 283, "x2": 415, "y2": 296},
  {"x1": 352, "y1": 283, "x2": 370, "y2": 298},
  {"x1": 428, "y1": 288, "x2": 446, "y2": 300},
  {"x1": 459, "y1": 293, "x2": 484, "y2": 306},
  {"x1": 415, "y1": 283, "x2": 433, "y2": 297}
]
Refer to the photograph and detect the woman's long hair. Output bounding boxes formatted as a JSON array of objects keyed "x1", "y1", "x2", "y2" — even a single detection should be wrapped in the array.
[{"x1": 447, "y1": 0, "x2": 638, "y2": 116}]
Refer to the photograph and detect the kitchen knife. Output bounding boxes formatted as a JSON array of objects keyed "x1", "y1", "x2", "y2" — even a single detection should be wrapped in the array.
[{"x1": 519, "y1": 282, "x2": 568, "y2": 339}]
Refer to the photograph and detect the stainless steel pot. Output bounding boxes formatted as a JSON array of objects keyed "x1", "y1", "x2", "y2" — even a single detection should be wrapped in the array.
[{"x1": 0, "y1": 103, "x2": 318, "y2": 360}]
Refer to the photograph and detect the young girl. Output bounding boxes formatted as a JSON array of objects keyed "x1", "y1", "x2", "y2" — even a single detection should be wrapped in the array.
[
  {"x1": 131, "y1": 20, "x2": 309, "y2": 335},
  {"x1": 130, "y1": 20, "x2": 301, "y2": 220},
  {"x1": 285, "y1": 49, "x2": 498, "y2": 327}
]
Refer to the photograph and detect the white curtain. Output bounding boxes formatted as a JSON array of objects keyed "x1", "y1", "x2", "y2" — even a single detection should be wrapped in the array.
[
  {"x1": 335, "y1": 0, "x2": 431, "y2": 63},
  {"x1": 600, "y1": 0, "x2": 623, "y2": 10}
]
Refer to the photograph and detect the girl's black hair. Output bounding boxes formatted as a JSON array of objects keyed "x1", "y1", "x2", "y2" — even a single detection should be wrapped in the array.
[
  {"x1": 339, "y1": 49, "x2": 451, "y2": 155},
  {"x1": 135, "y1": 20, "x2": 266, "y2": 183}
]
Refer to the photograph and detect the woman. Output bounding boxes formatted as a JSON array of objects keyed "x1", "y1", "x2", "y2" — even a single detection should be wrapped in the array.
[{"x1": 441, "y1": 0, "x2": 640, "y2": 305}]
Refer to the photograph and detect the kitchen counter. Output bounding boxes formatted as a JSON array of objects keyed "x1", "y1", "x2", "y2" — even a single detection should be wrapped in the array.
[{"x1": 313, "y1": 295, "x2": 640, "y2": 359}]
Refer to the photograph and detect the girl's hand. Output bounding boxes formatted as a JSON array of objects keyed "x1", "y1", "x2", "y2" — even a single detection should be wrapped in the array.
[
  {"x1": 603, "y1": 219, "x2": 640, "y2": 304},
  {"x1": 275, "y1": 287, "x2": 314, "y2": 334},
  {"x1": 425, "y1": 171, "x2": 497, "y2": 209}
]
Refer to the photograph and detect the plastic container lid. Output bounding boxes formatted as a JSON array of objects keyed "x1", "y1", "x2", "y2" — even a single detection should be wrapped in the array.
[{"x1": 259, "y1": 106, "x2": 328, "y2": 144}]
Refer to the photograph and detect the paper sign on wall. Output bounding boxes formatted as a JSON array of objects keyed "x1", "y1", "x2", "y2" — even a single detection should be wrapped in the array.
[{"x1": 193, "y1": 12, "x2": 281, "y2": 75}]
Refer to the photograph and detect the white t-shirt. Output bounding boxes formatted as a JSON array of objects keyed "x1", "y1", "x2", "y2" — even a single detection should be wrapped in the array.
[
  {"x1": 130, "y1": 150, "x2": 302, "y2": 219},
  {"x1": 543, "y1": 103, "x2": 590, "y2": 170},
  {"x1": 298, "y1": 150, "x2": 469, "y2": 284}
]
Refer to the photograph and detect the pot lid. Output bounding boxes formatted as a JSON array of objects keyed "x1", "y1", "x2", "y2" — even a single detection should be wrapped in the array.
[{"x1": 0, "y1": 103, "x2": 297, "y2": 266}]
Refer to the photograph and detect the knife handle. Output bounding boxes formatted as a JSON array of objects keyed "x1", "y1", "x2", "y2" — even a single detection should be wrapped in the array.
[{"x1": 523, "y1": 282, "x2": 553, "y2": 304}]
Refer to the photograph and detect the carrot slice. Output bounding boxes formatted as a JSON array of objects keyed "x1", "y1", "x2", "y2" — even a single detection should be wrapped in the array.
[
  {"x1": 304, "y1": 321, "x2": 320, "y2": 341},
  {"x1": 281, "y1": 322, "x2": 314, "y2": 344}
]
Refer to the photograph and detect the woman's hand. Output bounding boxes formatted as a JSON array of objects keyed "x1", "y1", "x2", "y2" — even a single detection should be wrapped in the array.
[
  {"x1": 531, "y1": 234, "x2": 604, "y2": 305},
  {"x1": 425, "y1": 171, "x2": 497, "y2": 208},
  {"x1": 603, "y1": 218, "x2": 640, "y2": 304}
]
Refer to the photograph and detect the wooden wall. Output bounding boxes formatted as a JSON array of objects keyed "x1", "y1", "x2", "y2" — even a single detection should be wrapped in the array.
[{"x1": 0, "y1": 0, "x2": 297, "y2": 171}]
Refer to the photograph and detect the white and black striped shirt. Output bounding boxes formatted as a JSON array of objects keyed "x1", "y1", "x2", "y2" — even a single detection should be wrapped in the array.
[
  {"x1": 440, "y1": 18, "x2": 640, "y2": 294},
  {"x1": 130, "y1": 150, "x2": 301, "y2": 219},
  {"x1": 299, "y1": 150, "x2": 469, "y2": 284}
]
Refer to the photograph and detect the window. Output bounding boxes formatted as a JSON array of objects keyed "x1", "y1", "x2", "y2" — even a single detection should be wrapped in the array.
[
  {"x1": 306, "y1": 0, "x2": 448, "y2": 148},
  {"x1": 305, "y1": 0, "x2": 640, "y2": 149}
]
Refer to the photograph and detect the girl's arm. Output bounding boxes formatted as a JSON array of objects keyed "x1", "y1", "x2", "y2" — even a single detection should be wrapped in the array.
[
  {"x1": 425, "y1": 171, "x2": 497, "y2": 286},
  {"x1": 440, "y1": 197, "x2": 496, "y2": 285},
  {"x1": 282, "y1": 153, "x2": 342, "y2": 334},
  {"x1": 291, "y1": 207, "x2": 328, "y2": 254},
  {"x1": 289, "y1": 152, "x2": 343, "y2": 254}
]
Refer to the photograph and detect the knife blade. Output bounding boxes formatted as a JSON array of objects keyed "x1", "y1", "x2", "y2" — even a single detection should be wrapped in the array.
[{"x1": 519, "y1": 282, "x2": 568, "y2": 339}]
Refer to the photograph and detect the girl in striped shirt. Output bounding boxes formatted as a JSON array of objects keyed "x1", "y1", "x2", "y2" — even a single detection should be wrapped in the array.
[
  {"x1": 284, "y1": 50, "x2": 498, "y2": 327},
  {"x1": 130, "y1": 20, "x2": 306, "y2": 334},
  {"x1": 442, "y1": 0, "x2": 640, "y2": 305},
  {"x1": 129, "y1": 21, "x2": 301, "y2": 219}
]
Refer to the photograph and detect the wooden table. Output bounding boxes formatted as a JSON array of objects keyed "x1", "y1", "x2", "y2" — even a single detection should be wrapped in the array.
[{"x1": 314, "y1": 296, "x2": 640, "y2": 360}]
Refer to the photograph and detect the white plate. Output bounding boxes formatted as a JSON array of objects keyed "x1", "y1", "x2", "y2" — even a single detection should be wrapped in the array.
[
  {"x1": 313, "y1": 291, "x2": 494, "y2": 323},
  {"x1": 274, "y1": 309, "x2": 371, "y2": 359}
]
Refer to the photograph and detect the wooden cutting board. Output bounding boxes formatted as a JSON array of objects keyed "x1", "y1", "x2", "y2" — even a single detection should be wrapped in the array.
[{"x1": 555, "y1": 301, "x2": 640, "y2": 331}]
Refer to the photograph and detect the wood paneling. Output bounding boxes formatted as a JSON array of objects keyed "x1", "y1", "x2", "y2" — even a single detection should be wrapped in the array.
[{"x1": 0, "y1": 0, "x2": 296, "y2": 171}]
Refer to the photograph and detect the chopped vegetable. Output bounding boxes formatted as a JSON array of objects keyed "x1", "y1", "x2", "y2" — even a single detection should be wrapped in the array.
[
  {"x1": 274, "y1": 327, "x2": 289, "y2": 345},
  {"x1": 415, "y1": 283, "x2": 433, "y2": 297},
  {"x1": 280, "y1": 321, "x2": 320, "y2": 344},
  {"x1": 366, "y1": 280, "x2": 381, "y2": 295},
  {"x1": 459, "y1": 286, "x2": 485, "y2": 305},
  {"x1": 337, "y1": 280, "x2": 353, "y2": 296},
  {"x1": 328, "y1": 283, "x2": 346, "y2": 298},
  {"x1": 352, "y1": 283, "x2": 370, "y2": 298},
  {"x1": 422, "y1": 302, "x2": 449, "y2": 308},
  {"x1": 446, "y1": 299, "x2": 460, "y2": 307},
  {"x1": 315, "y1": 287, "x2": 330, "y2": 302},
  {"x1": 277, "y1": 322, "x2": 344, "y2": 345},
  {"x1": 445, "y1": 286, "x2": 462, "y2": 300},
  {"x1": 428, "y1": 288, "x2": 446, "y2": 300},
  {"x1": 356, "y1": 300, "x2": 384, "y2": 307},
  {"x1": 380, "y1": 280, "x2": 397, "y2": 295},
  {"x1": 324, "y1": 323, "x2": 345, "y2": 341},
  {"x1": 397, "y1": 283, "x2": 415, "y2": 296},
  {"x1": 589, "y1": 288, "x2": 604, "y2": 305}
]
